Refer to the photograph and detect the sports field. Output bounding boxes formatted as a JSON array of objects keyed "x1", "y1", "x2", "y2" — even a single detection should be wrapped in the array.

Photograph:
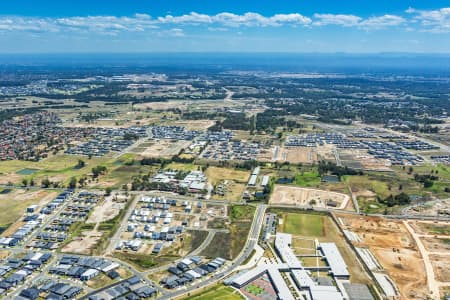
[{"x1": 280, "y1": 212, "x2": 324, "y2": 236}]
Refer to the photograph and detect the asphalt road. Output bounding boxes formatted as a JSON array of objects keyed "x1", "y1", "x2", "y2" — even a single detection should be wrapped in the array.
[{"x1": 156, "y1": 204, "x2": 267, "y2": 300}]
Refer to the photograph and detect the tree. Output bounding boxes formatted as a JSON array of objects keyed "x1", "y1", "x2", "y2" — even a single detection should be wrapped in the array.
[
  {"x1": 92, "y1": 166, "x2": 107, "y2": 178},
  {"x1": 78, "y1": 177, "x2": 85, "y2": 187},
  {"x1": 76, "y1": 159, "x2": 86, "y2": 169},
  {"x1": 68, "y1": 177, "x2": 77, "y2": 189},
  {"x1": 21, "y1": 178, "x2": 28, "y2": 187},
  {"x1": 41, "y1": 178, "x2": 51, "y2": 188},
  {"x1": 105, "y1": 187, "x2": 112, "y2": 196}
]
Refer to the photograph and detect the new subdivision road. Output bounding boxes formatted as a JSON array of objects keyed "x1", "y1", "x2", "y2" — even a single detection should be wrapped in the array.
[{"x1": 156, "y1": 204, "x2": 267, "y2": 300}]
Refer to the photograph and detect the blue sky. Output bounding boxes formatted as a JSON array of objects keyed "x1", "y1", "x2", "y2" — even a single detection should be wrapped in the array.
[{"x1": 0, "y1": 0, "x2": 449, "y2": 53}]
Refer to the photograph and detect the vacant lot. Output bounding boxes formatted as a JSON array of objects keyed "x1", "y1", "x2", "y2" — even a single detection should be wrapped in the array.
[
  {"x1": 95, "y1": 164, "x2": 155, "y2": 189},
  {"x1": 87, "y1": 196, "x2": 125, "y2": 224},
  {"x1": 270, "y1": 185, "x2": 349, "y2": 209},
  {"x1": 0, "y1": 189, "x2": 58, "y2": 235},
  {"x1": 205, "y1": 167, "x2": 250, "y2": 185},
  {"x1": 421, "y1": 237, "x2": 450, "y2": 252},
  {"x1": 201, "y1": 205, "x2": 255, "y2": 260},
  {"x1": 338, "y1": 213, "x2": 428, "y2": 299},
  {"x1": 275, "y1": 147, "x2": 317, "y2": 164},
  {"x1": 62, "y1": 230, "x2": 103, "y2": 255},
  {"x1": 167, "y1": 120, "x2": 215, "y2": 130},
  {"x1": 430, "y1": 255, "x2": 450, "y2": 282},
  {"x1": 411, "y1": 221, "x2": 450, "y2": 236},
  {"x1": 206, "y1": 167, "x2": 250, "y2": 202},
  {"x1": 0, "y1": 154, "x2": 111, "y2": 185},
  {"x1": 140, "y1": 140, "x2": 191, "y2": 158},
  {"x1": 113, "y1": 251, "x2": 180, "y2": 271}
]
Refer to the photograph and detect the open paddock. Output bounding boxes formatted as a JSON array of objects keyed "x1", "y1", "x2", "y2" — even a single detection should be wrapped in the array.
[{"x1": 0, "y1": 189, "x2": 58, "y2": 236}]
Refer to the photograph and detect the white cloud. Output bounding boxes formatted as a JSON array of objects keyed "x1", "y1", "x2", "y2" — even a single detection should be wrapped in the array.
[
  {"x1": 0, "y1": 9, "x2": 449, "y2": 35},
  {"x1": 158, "y1": 12, "x2": 311, "y2": 27},
  {"x1": 56, "y1": 15, "x2": 158, "y2": 33},
  {"x1": 358, "y1": 15, "x2": 405, "y2": 29},
  {"x1": 0, "y1": 17, "x2": 59, "y2": 32},
  {"x1": 406, "y1": 7, "x2": 450, "y2": 32},
  {"x1": 313, "y1": 14, "x2": 361, "y2": 27}
]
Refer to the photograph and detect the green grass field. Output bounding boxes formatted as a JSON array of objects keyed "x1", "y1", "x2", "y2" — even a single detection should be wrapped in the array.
[
  {"x1": 165, "y1": 162, "x2": 199, "y2": 171},
  {"x1": 294, "y1": 171, "x2": 321, "y2": 187},
  {"x1": 230, "y1": 205, "x2": 255, "y2": 221},
  {"x1": 281, "y1": 212, "x2": 324, "y2": 237},
  {"x1": 184, "y1": 284, "x2": 244, "y2": 300}
]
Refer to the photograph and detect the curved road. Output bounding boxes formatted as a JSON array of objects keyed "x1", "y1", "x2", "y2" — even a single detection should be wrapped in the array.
[{"x1": 156, "y1": 204, "x2": 267, "y2": 300}]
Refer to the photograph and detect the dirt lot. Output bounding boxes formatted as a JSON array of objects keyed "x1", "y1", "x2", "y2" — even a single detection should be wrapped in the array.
[
  {"x1": 257, "y1": 147, "x2": 275, "y2": 162},
  {"x1": 270, "y1": 185, "x2": 349, "y2": 209},
  {"x1": 421, "y1": 237, "x2": 450, "y2": 252},
  {"x1": 62, "y1": 230, "x2": 103, "y2": 255},
  {"x1": 430, "y1": 255, "x2": 450, "y2": 282},
  {"x1": 167, "y1": 120, "x2": 215, "y2": 130},
  {"x1": 87, "y1": 195, "x2": 124, "y2": 224},
  {"x1": 316, "y1": 145, "x2": 336, "y2": 161},
  {"x1": 135, "y1": 101, "x2": 190, "y2": 110},
  {"x1": 139, "y1": 140, "x2": 192, "y2": 157},
  {"x1": 337, "y1": 214, "x2": 428, "y2": 299},
  {"x1": 274, "y1": 147, "x2": 318, "y2": 164},
  {"x1": 410, "y1": 221, "x2": 450, "y2": 236}
]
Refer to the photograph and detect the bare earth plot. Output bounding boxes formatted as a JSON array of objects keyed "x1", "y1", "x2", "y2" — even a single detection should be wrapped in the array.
[
  {"x1": 337, "y1": 214, "x2": 428, "y2": 299},
  {"x1": 166, "y1": 120, "x2": 215, "y2": 130},
  {"x1": 135, "y1": 101, "x2": 190, "y2": 110},
  {"x1": 139, "y1": 140, "x2": 192, "y2": 157},
  {"x1": 270, "y1": 185, "x2": 349, "y2": 209},
  {"x1": 273, "y1": 147, "x2": 318, "y2": 164},
  {"x1": 406, "y1": 220, "x2": 450, "y2": 298},
  {"x1": 87, "y1": 195, "x2": 125, "y2": 224},
  {"x1": 61, "y1": 230, "x2": 103, "y2": 255}
]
